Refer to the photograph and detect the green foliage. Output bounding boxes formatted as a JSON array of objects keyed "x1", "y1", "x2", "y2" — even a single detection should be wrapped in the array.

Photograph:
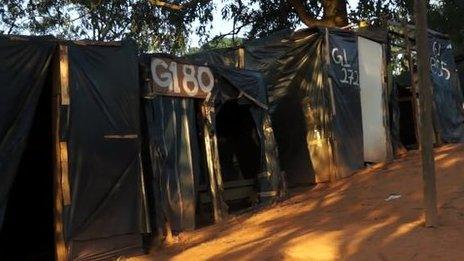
[
  {"x1": 219, "y1": 0, "x2": 323, "y2": 39},
  {"x1": 185, "y1": 36, "x2": 242, "y2": 55},
  {"x1": 0, "y1": 0, "x2": 214, "y2": 54},
  {"x1": 349, "y1": 0, "x2": 464, "y2": 56},
  {"x1": 428, "y1": 0, "x2": 464, "y2": 56},
  {"x1": 1, "y1": 0, "x2": 462, "y2": 56},
  {"x1": 350, "y1": 0, "x2": 413, "y2": 26},
  {"x1": 201, "y1": 36, "x2": 242, "y2": 50}
]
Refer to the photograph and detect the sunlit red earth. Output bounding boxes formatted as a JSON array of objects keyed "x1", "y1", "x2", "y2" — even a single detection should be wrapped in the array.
[{"x1": 132, "y1": 144, "x2": 464, "y2": 260}]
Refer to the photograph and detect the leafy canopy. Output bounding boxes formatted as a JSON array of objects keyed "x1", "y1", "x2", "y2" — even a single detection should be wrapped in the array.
[{"x1": 0, "y1": 0, "x2": 462, "y2": 54}]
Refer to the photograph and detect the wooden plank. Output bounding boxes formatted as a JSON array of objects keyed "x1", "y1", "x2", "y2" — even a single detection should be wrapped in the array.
[
  {"x1": 223, "y1": 179, "x2": 255, "y2": 189},
  {"x1": 388, "y1": 20, "x2": 449, "y2": 39},
  {"x1": 199, "y1": 186, "x2": 256, "y2": 204},
  {"x1": 325, "y1": 28, "x2": 337, "y2": 181},
  {"x1": 52, "y1": 47, "x2": 68, "y2": 261},
  {"x1": 59, "y1": 45, "x2": 69, "y2": 106},
  {"x1": 201, "y1": 105, "x2": 223, "y2": 222},
  {"x1": 223, "y1": 187, "x2": 255, "y2": 202},
  {"x1": 237, "y1": 47, "x2": 245, "y2": 69},
  {"x1": 59, "y1": 142, "x2": 71, "y2": 206},
  {"x1": 381, "y1": 43, "x2": 394, "y2": 161},
  {"x1": 209, "y1": 109, "x2": 228, "y2": 217},
  {"x1": 103, "y1": 134, "x2": 138, "y2": 139},
  {"x1": 406, "y1": 32, "x2": 421, "y2": 145}
]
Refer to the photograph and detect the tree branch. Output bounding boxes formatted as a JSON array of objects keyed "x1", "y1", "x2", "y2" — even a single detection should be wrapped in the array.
[
  {"x1": 148, "y1": 0, "x2": 212, "y2": 11},
  {"x1": 289, "y1": 0, "x2": 348, "y2": 28},
  {"x1": 208, "y1": 21, "x2": 251, "y2": 44},
  {"x1": 288, "y1": 0, "x2": 331, "y2": 27}
]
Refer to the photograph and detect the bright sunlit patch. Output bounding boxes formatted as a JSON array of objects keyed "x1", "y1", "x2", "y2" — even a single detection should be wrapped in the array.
[
  {"x1": 344, "y1": 216, "x2": 398, "y2": 256},
  {"x1": 381, "y1": 219, "x2": 422, "y2": 246},
  {"x1": 282, "y1": 231, "x2": 343, "y2": 260},
  {"x1": 435, "y1": 153, "x2": 450, "y2": 161}
]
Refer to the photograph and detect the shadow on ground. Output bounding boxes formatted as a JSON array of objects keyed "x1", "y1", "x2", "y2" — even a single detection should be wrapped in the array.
[{"x1": 133, "y1": 144, "x2": 464, "y2": 260}]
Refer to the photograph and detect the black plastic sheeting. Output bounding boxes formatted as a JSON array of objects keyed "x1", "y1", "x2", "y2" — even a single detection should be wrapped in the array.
[
  {"x1": 65, "y1": 42, "x2": 148, "y2": 260},
  {"x1": 328, "y1": 30, "x2": 364, "y2": 180},
  {"x1": 428, "y1": 33, "x2": 464, "y2": 142},
  {"x1": 0, "y1": 37, "x2": 148, "y2": 260},
  {"x1": 188, "y1": 47, "x2": 240, "y2": 68},
  {"x1": 212, "y1": 67, "x2": 281, "y2": 204},
  {"x1": 456, "y1": 55, "x2": 464, "y2": 97},
  {"x1": 142, "y1": 55, "x2": 281, "y2": 233},
  {"x1": 389, "y1": 74, "x2": 408, "y2": 153},
  {"x1": 0, "y1": 36, "x2": 56, "y2": 229},
  {"x1": 144, "y1": 96, "x2": 201, "y2": 233},
  {"x1": 190, "y1": 28, "x2": 365, "y2": 184}
]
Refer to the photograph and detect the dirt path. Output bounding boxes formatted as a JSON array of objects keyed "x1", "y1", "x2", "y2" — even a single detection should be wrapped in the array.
[{"x1": 132, "y1": 144, "x2": 464, "y2": 260}]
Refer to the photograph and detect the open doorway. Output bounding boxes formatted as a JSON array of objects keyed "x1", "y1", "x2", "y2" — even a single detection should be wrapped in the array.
[
  {"x1": 395, "y1": 72, "x2": 418, "y2": 149},
  {"x1": 215, "y1": 100, "x2": 261, "y2": 212},
  {"x1": 0, "y1": 73, "x2": 54, "y2": 260}
]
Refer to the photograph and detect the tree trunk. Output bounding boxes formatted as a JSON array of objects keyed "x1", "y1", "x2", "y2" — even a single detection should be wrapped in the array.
[
  {"x1": 414, "y1": 0, "x2": 438, "y2": 227},
  {"x1": 290, "y1": 0, "x2": 348, "y2": 28},
  {"x1": 322, "y1": 0, "x2": 348, "y2": 27}
]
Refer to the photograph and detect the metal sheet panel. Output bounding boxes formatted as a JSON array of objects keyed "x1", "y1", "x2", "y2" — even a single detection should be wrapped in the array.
[{"x1": 358, "y1": 37, "x2": 389, "y2": 162}]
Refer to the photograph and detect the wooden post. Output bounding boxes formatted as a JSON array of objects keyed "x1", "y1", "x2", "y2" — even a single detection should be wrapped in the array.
[
  {"x1": 324, "y1": 28, "x2": 338, "y2": 181},
  {"x1": 405, "y1": 33, "x2": 421, "y2": 145},
  {"x1": 53, "y1": 44, "x2": 69, "y2": 261},
  {"x1": 238, "y1": 47, "x2": 245, "y2": 69},
  {"x1": 414, "y1": 0, "x2": 438, "y2": 227},
  {"x1": 201, "y1": 104, "x2": 226, "y2": 222}
]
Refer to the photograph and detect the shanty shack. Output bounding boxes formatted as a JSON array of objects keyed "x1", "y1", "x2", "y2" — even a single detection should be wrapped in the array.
[
  {"x1": 140, "y1": 54, "x2": 282, "y2": 235},
  {"x1": 0, "y1": 36, "x2": 149, "y2": 260},
  {"x1": 190, "y1": 25, "x2": 464, "y2": 185},
  {"x1": 190, "y1": 28, "x2": 393, "y2": 185},
  {"x1": 1, "y1": 23, "x2": 463, "y2": 261},
  {"x1": 387, "y1": 24, "x2": 464, "y2": 150}
]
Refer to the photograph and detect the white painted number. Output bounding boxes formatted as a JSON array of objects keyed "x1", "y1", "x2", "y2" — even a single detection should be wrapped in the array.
[
  {"x1": 151, "y1": 58, "x2": 172, "y2": 89},
  {"x1": 430, "y1": 41, "x2": 451, "y2": 80},
  {"x1": 198, "y1": 66, "x2": 214, "y2": 92},
  {"x1": 151, "y1": 58, "x2": 214, "y2": 97},
  {"x1": 332, "y1": 47, "x2": 359, "y2": 87},
  {"x1": 182, "y1": 65, "x2": 199, "y2": 97}
]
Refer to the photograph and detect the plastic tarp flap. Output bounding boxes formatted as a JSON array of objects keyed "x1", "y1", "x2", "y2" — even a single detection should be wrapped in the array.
[
  {"x1": 244, "y1": 29, "x2": 294, "y2": 71},
  {"x1": 455, "y1": 56, "x2": 464, "y2": 97},
  {"x1": 428, "y1": 34, "x2": 464, "y2": 142},
  {"x1": 0, "y1": 37, "x2": 55, "y2": 228},
  {"x1": 328, "y1": 30, "x2": 364, "y2": 179},
  {"x1": 187, "y1": 48, "x2": 239, "y2": 67},
  {"x1": 144, "y1": 95, "x2": 200, "y2": 232},
  {"x1": 252, "y1": 28, "x2": 364, "y2": 183},
  {"x1": 213, "y1": 66, "x2": 268, "y2": 107},
  {"x1": 213, "y1": 67, "x2": 281, "y2": 201},
  {"x1": 66, "y1": 41, "x2": 145, "y2": 260},
  {"x1": 260, "y1": 30, "x2": 327, "y2": 185},
  {"x1": 389, "y1": 78, "x2": 405, "y2": 155}
]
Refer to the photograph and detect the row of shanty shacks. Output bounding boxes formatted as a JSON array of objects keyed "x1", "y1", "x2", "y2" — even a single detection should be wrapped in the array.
[{"x1": 0, "y1": 25, "x2": 463, "y2": 260}]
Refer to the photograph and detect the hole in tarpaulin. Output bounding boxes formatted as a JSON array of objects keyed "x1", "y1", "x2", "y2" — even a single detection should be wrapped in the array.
[
  {"x1": 0, "y1": 74, "x2": 54, "y2": 260},
  {"x1": 215, "y1": 100, "x2": 261, "y2": 213}
]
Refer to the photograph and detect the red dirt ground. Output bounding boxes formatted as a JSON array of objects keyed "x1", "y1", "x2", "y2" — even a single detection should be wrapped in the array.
[{"x1": 131, "y1": 144, "x2": 464, "y2": 260}]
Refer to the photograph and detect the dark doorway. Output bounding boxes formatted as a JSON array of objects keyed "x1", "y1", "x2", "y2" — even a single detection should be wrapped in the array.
[
  {"x1": 215, "y1": 100, "x2": 261, "y2": 212},
  {"x1": 0, "y1": 75, "x2": 54, "y2": 260},
  {"x1": 396, "y1": 73, "x2": 418, "y2": 149}
]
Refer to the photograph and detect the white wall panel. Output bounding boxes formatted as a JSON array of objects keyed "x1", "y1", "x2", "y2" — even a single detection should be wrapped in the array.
[{"x1": 358, "y1": 37, "x2": 390, "y2": 162}]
